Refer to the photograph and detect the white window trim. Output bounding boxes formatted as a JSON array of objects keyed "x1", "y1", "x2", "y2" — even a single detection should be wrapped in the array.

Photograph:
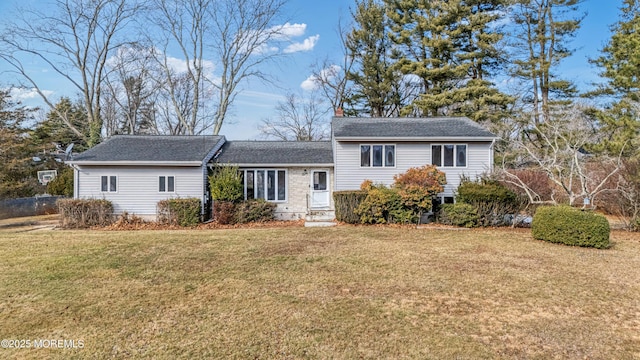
[
  {"x1": 100, "y1": 175, "x2": 118, "y2": 193},
  {"x1": 158, "y1": 175, "x2": 176, "y2": 193},
  {"x1": 431, "y1": 143, "x2": 468, "y2": 168},
  {"x1": 242, "y1": 169, "x2": 288, "y2": 203},
  {"x1": 359, "y1": 144, "x2": 397, "y2": 168}
]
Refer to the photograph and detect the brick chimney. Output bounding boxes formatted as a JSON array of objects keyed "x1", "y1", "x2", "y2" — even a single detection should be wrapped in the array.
[{"x1": 335, "y1": 107, "x2": 344, "y2": 117}]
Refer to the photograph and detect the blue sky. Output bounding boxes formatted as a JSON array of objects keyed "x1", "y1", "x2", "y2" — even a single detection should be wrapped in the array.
[{"x1": 0, "y1": 0, "x2": 624, "y2": 140}]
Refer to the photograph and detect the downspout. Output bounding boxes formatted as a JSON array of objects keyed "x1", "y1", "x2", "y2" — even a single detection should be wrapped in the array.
[
  {"x1": 489, "y1": 138, "x2": 497, "y2": 171},
  {"x1": 71, "y1": 165, "x2": 80, "y2": 198}
]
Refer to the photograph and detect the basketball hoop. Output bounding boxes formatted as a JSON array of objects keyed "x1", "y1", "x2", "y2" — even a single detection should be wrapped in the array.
[{"x1": 37, "y1": 170, "x2": 58, "y2": 185}]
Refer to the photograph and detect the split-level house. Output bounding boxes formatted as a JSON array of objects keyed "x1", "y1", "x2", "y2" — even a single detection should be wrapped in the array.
[{"x1": 68, "y1": 116, "x2": 496, "y2": 221}]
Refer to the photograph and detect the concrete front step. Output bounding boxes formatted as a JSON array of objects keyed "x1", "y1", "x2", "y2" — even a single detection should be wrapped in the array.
[
  {"x1": 304, "y1": 221, "x2": 337, "y2": 227},
  {"x1": 305, "y1": 210, "x2": 335, "y2": 223},
  {"x1": 305, "y1": 214, "x2": 335, "y2": 222}
]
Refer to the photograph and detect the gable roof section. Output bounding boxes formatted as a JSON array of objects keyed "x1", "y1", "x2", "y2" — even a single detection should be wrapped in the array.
[
  {"x1": 69, "y1": 135, "x2": 226, "y2": 166},
  {"x1": 215, "y1": 141, "x2": 333, "y2": 167},
  {"x1": 332, "y1": 116, "x2": 496, "y2": 140}
]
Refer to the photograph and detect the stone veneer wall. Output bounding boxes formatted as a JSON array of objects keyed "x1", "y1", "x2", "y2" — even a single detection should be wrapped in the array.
[{"x1": 274, "y1": 168, "x2": 334, "y2": 220}]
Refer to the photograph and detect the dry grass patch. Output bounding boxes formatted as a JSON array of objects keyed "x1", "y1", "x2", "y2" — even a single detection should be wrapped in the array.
[{"x1": 0, "y1": 226, "x2": 639, "y2": 359}]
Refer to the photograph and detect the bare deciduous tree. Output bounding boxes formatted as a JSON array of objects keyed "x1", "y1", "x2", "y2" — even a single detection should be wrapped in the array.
[
  {"x1": 498, "y1": 105, "x2": 624, "y2": 207},
  {"x1": 259, "y1": 93, "x2": 330, "y2": 141},
  {"x1": 149, "y1": 0, "x2": 211, "y2": 135},
  {"x1": 308, "y1": 21, "x2": 355, "y2": 115},
  {"x1": 149, "y1": 0, "x2": 287, "y2": 135},
  {"x1": 0, "y1": 0, "x2": 143, "y2": 146},
  {"x1": 102, "y1": 45, "x2": 162, "y2": 135}
]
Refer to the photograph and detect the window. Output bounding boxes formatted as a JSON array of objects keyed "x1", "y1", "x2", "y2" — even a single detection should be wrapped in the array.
[
  {"x1": 159, "y1": 176, "x2": 175, "y2": 192},
  {"x1": 360, "y1": 144, "x2": 395, "y2": 167},
  {"x1": 432, "y1": 144, "x2": 467, "y2": 167},
  {"x1": 101, "y1": 175, "x2": 117, "y2": 192},
  {"x1": 360, "y1": 145, "x2": 370, "y2": 167},
  {"x1": 242, "y1": 169, "x2": 286, "y2": 202},
  {"x1": 313, "y1": 171, "x2": 327, "y2": 190}
]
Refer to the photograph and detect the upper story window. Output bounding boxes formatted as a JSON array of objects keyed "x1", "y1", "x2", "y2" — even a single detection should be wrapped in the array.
[
  {"x1": 360, "y1": 144, "x2": 395, "y2": 167},
  {"x1": 432, "y1": 144, "x2": 467, "y2": 167},
  {"x1": 159, "y1": 176, "x2": 175, "y2": 192},
  {"x1": 101, "y1": 175, "x2": 117, "y2": 192}
]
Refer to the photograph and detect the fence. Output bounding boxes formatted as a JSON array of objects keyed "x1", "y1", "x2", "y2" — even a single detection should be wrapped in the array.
[{"x1": 0, "y1": 196, "x2": 64, "y2": 220}]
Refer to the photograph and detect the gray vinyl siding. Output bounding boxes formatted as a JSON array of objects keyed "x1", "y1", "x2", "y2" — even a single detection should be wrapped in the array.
[
  {"x1": 75, "y1": 165, "x2": 204, "y2": 216},
  {"x1": 334, "y1": 141, "x2": 492, "y2": 196}
]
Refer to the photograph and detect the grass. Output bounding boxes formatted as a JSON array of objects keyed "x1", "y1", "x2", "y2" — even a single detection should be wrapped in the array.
[{"x1": 1, "y1": 224, "x2": 639, "y2": 359}]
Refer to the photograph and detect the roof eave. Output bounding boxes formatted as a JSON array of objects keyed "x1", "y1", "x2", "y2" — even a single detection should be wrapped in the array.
[
  {"x1": 69, "y1": 161, "x2": 203, "y2": 166},
  {"x1": 211, "y1": 163, "x2": 334, "y2": 168},
  {"x1": 334, "y1": 136, "x2": 497, "y2": 141}
]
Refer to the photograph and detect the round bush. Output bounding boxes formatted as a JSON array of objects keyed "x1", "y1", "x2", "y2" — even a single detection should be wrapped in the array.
[{"x1": 531, "y1": 206, "x2": 610, "y2": 249}]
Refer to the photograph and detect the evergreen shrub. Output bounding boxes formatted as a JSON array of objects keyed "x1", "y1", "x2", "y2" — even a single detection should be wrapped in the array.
[
  {"x1": 531, "y1": 206, "x2": 610, "y2": 248},
  {"x1": 438, "y1": 203, "x2": 480, "y2": 228},
  {"x1": 456, "y1": 177, "x2": 519, "y2": 226},
  {"x1": 157, "y1": 198, "x2": 201, "y2": 226},
  {"x1": 333, "y1": 190, "x2": 367, "y2": 223}
]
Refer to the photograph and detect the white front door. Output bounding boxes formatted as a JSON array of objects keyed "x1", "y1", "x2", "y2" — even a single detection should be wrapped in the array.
[{"x1": 310, "y1": 170, "x2": 330, "y2": 209}]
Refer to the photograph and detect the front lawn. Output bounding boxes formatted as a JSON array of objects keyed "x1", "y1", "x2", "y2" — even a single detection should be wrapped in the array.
[{"x1": 1, "y1": 226, "x2": 639, "y2": 359}]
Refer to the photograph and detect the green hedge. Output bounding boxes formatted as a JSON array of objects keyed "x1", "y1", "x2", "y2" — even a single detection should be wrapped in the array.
[
  {"x1": 438, "y1": 203, "x2": 479, "y2": 228},
  {"x1": 531, "y1": 206, "x2": 610, "y2": 249},
  {"x1": 157, "y1": 198, "x2": 201, "y2": 226},
  {"x1": 456, "y1": 179, "x2": 519, "y2": 227},
  {"x1": 58, "y1": 198, "x2": 113, "y2": 228},
  {"x1": 333, "y1": 190, "x2": 367, "y2": 224}
]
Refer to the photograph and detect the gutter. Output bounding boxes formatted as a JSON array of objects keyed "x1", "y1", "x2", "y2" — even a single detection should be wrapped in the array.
[
  {"x1": 209, "y1": 163, "x2": 335, "y2": 168},
  {"x1": 334, "y1": 136, "x2": 498, "y2": 142},
  {"x1": 67, "y1": 161, "x2": 203, "y2": 166}
]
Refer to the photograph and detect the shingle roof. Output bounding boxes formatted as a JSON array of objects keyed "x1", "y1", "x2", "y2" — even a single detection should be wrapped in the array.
[
  {"x1": 215, "y1": 141, "x2": 333, "y2": 165},
  {"x1": 332, "y1": 116, "x2": 496, "y2": 139},
  {"x1": 71, "y1": 135, "x2": 225, "y2": 163}
]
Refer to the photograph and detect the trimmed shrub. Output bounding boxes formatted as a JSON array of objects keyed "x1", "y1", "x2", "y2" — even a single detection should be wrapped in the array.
[
  {"x1": 234, "y1": 199, "x2": 276, "y2": 223},
  {"x1": 356, "y1": 185, "x2": 405, "y2": 224},
  {"x1": 532, "y1": 206, "x2": 610, "y2": 249},
  {"x1": 438, "y1": 203, "x2": 479, "y2": 228},
  {"x1": 456, "y1": 178, "x2": 520, "y2": 227},
  {"x1": 334, "y1": 190, "x2": 367, "y2": 224},
  {"x1": 158, "y1": 198, "x2": 201, "y2": 226},
  {"x1": 58, "y1": 198, "x2": 113, "y2": 228},
  {"x1": 209, "y1": 165, "x2": 243, "y2": 202},
  {"x1": 213, "y1": 201, "x2": 236, "y2": 224}
]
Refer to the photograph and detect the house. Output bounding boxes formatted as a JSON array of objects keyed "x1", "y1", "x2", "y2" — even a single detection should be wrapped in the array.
[
  {"x1": 68, "y1": 135, "x2": 225, "y2": 219},
  {"x1": 68, "y1": 116, "x2": 496, "y2": 221},
  {"x1": 332, "y1": 116, "x2": 496, "y2": 203}
]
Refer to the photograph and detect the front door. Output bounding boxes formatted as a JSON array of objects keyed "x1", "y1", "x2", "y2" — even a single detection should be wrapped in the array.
[{"x1": 310, "y1": 170, "x2": 330, "y2": 209}]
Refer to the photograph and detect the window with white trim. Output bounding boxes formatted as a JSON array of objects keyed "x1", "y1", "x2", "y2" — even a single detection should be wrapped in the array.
[
  {"x1": 241, "y1": 169, "x2": 286, "y2": 201},
  {"x1": 101, "y1": 175, "x2": 117, "y2": 192},
  {"x1": 360, "y1": 144, "x2": 395, "y2": 167},
  {"x1": 159, "y1": 176, "x2": 175, "y2": 192},
  {"x1": 432, "y1": 144, "x2": 467, "y2": 167}
]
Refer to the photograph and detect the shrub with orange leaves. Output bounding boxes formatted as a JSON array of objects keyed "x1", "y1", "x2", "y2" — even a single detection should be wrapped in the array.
[{"x1": 393, "y1": 165, "x2": 446, "y2": 192}]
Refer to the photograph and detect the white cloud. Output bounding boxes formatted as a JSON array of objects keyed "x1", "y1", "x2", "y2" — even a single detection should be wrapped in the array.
[
  {"x1": 300, "y1": 75, "x2": 318, "y2": 91},
  {"x1": 300, "y1": 64, "x2": 341, "y2": 91},
  {"x1": 8, "y1": 87, "x2": 54, "y2": 101},
  {"x1": 272, "y1": 22, "x2": 307, "y2": 39},
  {"x1": 106, "y1": 46, "x2": 215, "y2": 75},
  {"x1": 284, "y1": 35, "x2": 320, "y2": 54}
]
